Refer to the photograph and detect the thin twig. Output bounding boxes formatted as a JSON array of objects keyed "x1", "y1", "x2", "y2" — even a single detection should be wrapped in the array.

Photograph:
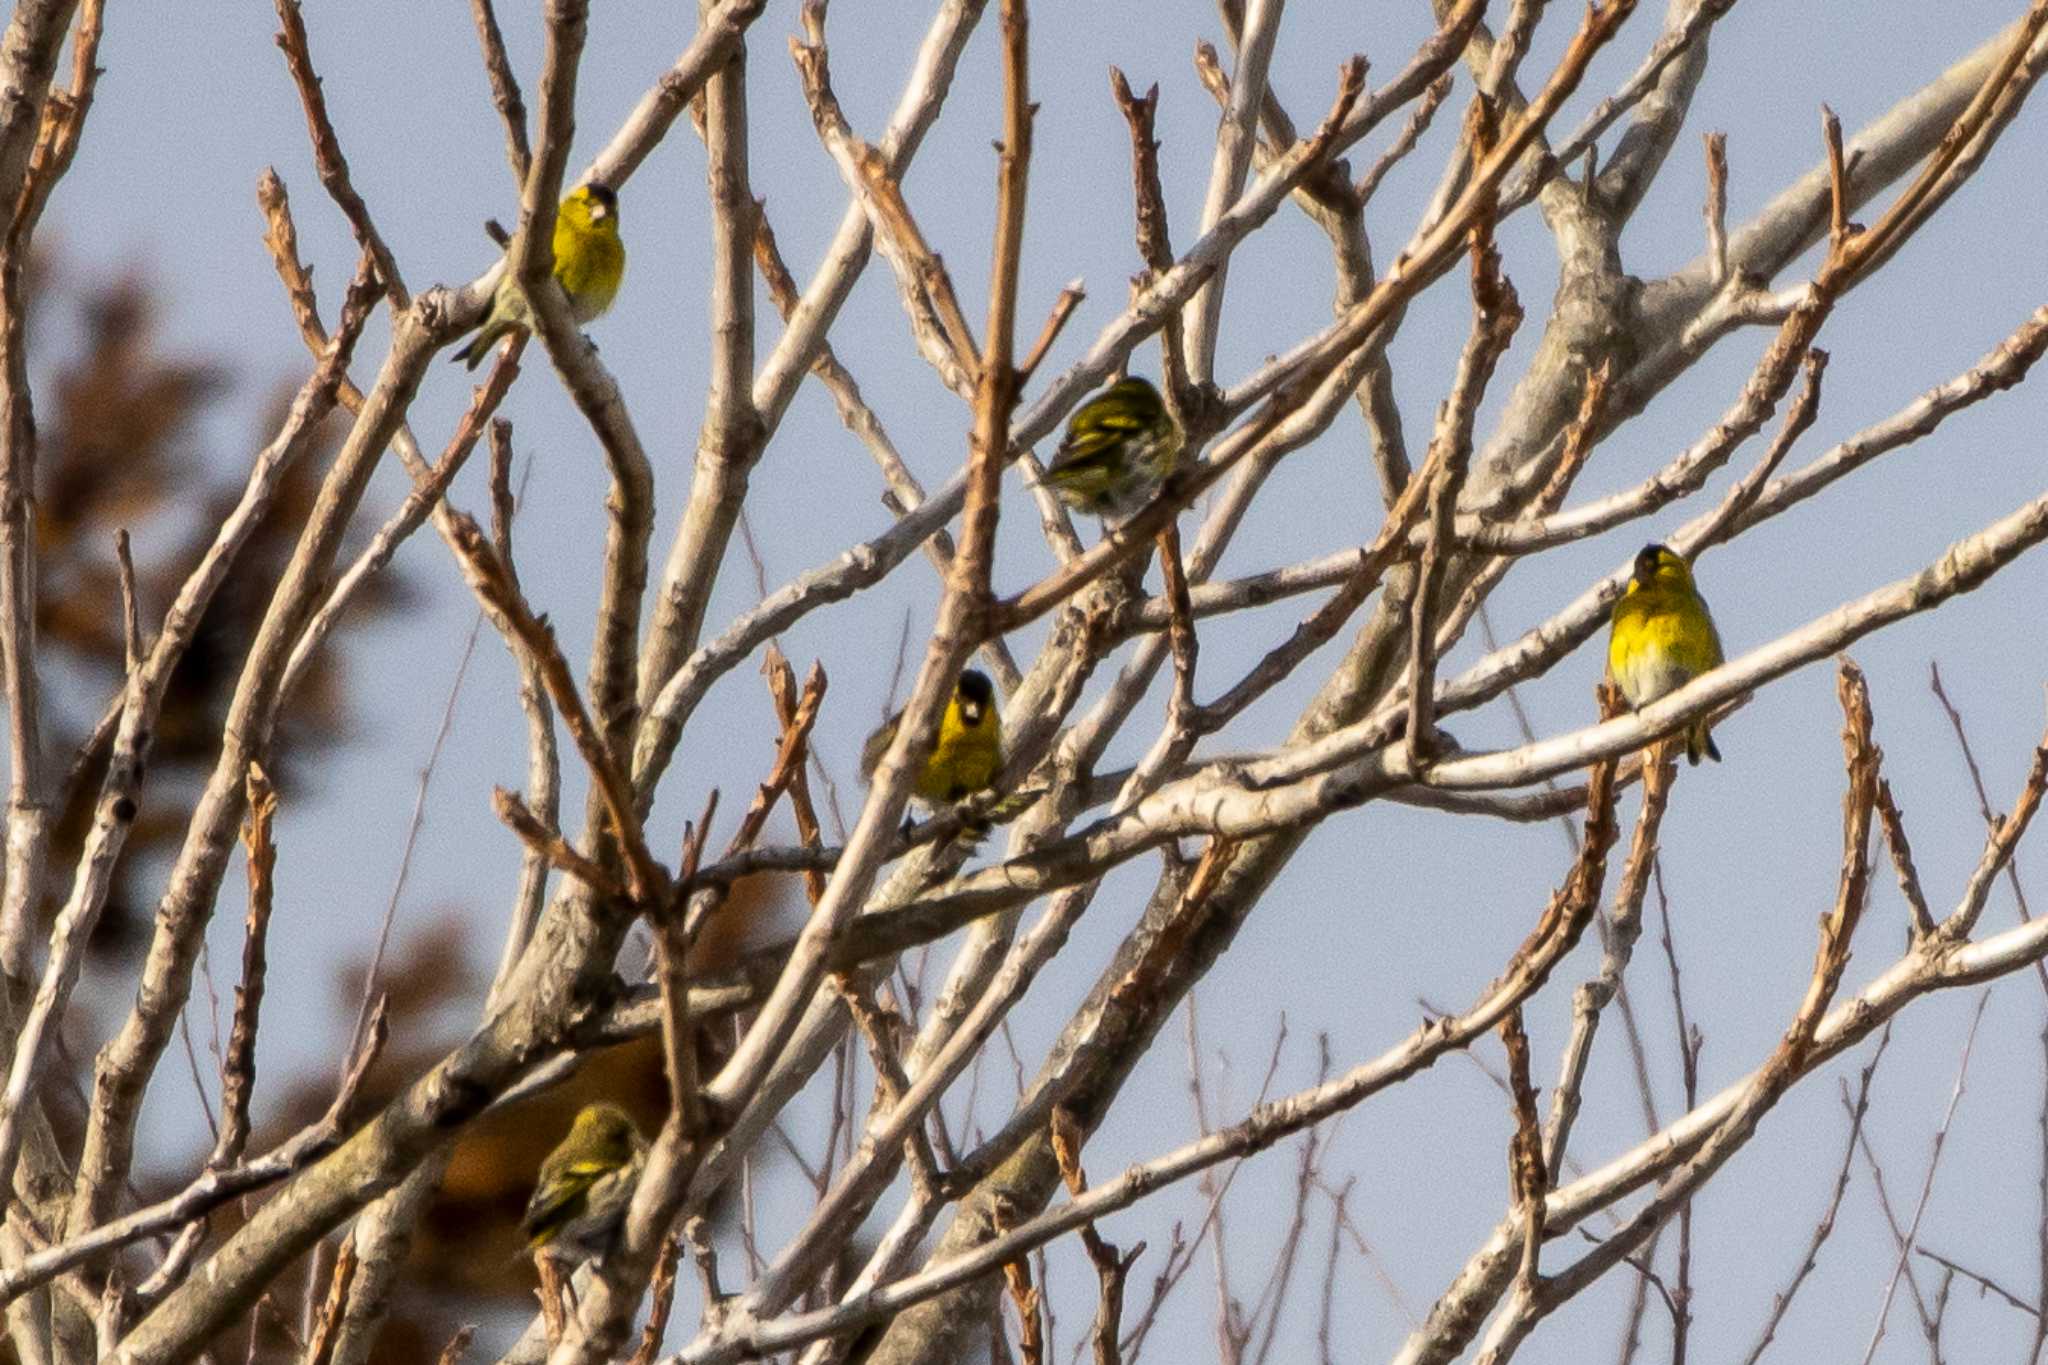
[
  {"x1": 470, "y1": 0, "x2": 532, "y2": 183},
  {"x1": 493, "y1": 789, "x2": 628, "y2": 905},
  {"x1": 1106, "y1": 67, "x2": 1191, "y2": 415},
  {"x1": 1876, "y1": 780, "x2": 1939, "y2": 941},
  {"x1": 1702, "y1": 130, "x2": 1728, "y2": 285},
  {"x1": 1930, "y1": 660, "x2": 2038, "y2": 928},
  {"x1": 47, "y1": 998, "x2": 388, "y2": 1318},
  {"x1": 271, "y1": 0, "x2": 407, "y2": 305},
  {"x1": 302, "y1": 1236, "x2": 359, "y2": 1365},
  {"x1": 12, "y1": 0, "x2": 106, "y2": 244},
  {"x1": 1914, "y1": 1247, "x2": 2042, "y2": 1320},
  {"x1": 439, "y1": 511, "x2": 667, "y2": 906},
  {"x1": 1651, "y1": 860, "x2": 1702, "y2": 1363},
  {"x1": 1407, "y1": 229, "x2": 1519, "y2": 762},
  {"x1": 1050, "y1": 1107, "x2": 1144, "y2": 1365},
  {"x1": 1499, "y1": 1011, "x2": 1545, "y2": 1289},
  {"x1": 1858, "y1": 991, "x2": 1992, "y2": 1365},
  {"x1": 212, "y1": 764, "x2": 278, "y2": 1171},
  {"x1": 629, "y1": 1238, "x2": 685, "y2": 1365},
  {"x1": 1357, "y1": 74, "x2": 1452, "y2": 204},
  {"x1": 1741, "y1": 1029, "x2": 1893, "y2": 1364}
]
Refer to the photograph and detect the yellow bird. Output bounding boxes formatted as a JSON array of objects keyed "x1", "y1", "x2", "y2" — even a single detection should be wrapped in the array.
[
  {"x1": 1608, "y1": 543, "x2": 1725, "y2": 765},
  {"x1": 520, "y1": 1102, "x2": 646, "y2": 1261},
  {"x1": 452, "y1": 183, "x2": 626, "y2": 370},
  {"x1": 860, "y1": 669, "x2": 1003, "y2": 805}
]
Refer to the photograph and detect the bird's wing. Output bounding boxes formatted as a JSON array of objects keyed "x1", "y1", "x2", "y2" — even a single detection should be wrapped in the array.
[
  {"x1": 859, "y1": 713, "x2": 901, "y2": 781},
  {"x1": 1048, "y1": 407, "x2": 1153, "y2": 476},
  {"x1": 520, "y1": 1157, "x2": 607, "y2": 1239}
]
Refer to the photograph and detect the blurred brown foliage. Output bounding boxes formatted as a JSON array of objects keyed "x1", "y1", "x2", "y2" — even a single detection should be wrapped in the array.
[
  {"x1": 23, "y1": 260, "x2": 807, "y2": 1360},
  {"x1": 228, "y1": 872, "x2": 793, "y2": 1363},
  {"x1": 16, "y1": 259, "x2": 416, "y2": 1192},
  {"x1": 39, "y1": 266, "x2": 410, "y2": 966}
]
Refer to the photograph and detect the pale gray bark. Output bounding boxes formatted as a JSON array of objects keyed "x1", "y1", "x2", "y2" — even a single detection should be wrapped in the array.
[{"x1": 0, "y1": 5, "x2": 2039, "y2": 1365}]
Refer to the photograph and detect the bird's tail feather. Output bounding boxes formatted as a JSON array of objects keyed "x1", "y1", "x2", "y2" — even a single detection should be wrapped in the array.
[
  {"x1": 450, "y1": 324, "x2": 501, "y2": 370},
  {"x1": 1686, "y1": 721, "x2": 1722, "y2": 766}
]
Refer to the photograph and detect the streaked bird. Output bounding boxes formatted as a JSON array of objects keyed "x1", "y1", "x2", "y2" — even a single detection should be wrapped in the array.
[
  {"x1": 1038, "y1": 376, "x2": 1181, "y2": 517},
  {"x1": 520, "y1": 1102, "x2": 646, "y2": 1261}
]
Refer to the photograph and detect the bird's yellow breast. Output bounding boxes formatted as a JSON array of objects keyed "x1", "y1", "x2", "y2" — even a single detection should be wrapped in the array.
[
  {"x1": 553, "y1": 218, "x2": 624, "y2": 322},
  {"x1": 1608, "y1": 584, "x2": 1722, "y2": 707},
  {"x1": 920, "y1": 701, "x2": 1001, "y2": 802}
]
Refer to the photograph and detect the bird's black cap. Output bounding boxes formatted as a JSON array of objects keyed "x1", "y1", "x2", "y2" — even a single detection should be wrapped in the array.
[{"x1": 956, "y1": 669, "x2": 996, "y2": 708}]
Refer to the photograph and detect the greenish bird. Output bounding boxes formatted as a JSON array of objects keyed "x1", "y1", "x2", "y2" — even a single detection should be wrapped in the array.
[
  {"x1": 1038, "y1": 376, "x2": 1181, "y2": 517},
  {"x1": 1607, "y1": 543, "x2": 1725, "y2": 765},
  {"x1": 521, "y1": 1102, "x2": 646, "y2": 1260},
  {"x1": 453, "y1": 183, "x2": 626, "y2": 370}
]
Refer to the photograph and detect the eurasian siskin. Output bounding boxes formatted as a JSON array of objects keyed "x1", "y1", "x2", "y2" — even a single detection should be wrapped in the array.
[
  {"x1": 452, "y1": 183, "x2": 626, "y2": 370},
  {"x1": 860, "y1": 668, "x2": 1003, "y2": 805},
  {"x1": 1607, "y1": 542, "x2": 1725, "y2": 765},
  {"x1": 1038, "y1": 376, "x2": 1181, "y2": 517},
  {"x1": 520, "y1": 1102, "x2": 646, "y2": 1261}
]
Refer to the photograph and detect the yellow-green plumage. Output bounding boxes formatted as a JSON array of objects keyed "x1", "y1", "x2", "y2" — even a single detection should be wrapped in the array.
[
  {"x1": 861, "y1": 669, "x2": 1003, "y2": 804},
  {"x1": 1039, "y1": 377, "x2": 1181, "y2": 517},
  {"x1": 1608, "y1": 543, "x2": 1724, "y2": 765},
  {"x1": 521, "y1": 1102, "x2": 646, "y2": 1260},
  {"x1": 453, "y1": 184, "x2": 626, "y2": 370}
]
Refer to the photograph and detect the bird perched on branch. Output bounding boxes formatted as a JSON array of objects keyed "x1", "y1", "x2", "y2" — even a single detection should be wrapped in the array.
[
  {"x1": 1038, "y1": 376, "x2": 1181, "y2": 517},
  {"x1": 861, "y1": 668, "x2": 1003, "y2": 806},
  {"x1": 520, "y1": 1102, "x2": 646, "y2": 1261},
  {"x1": 1607, "y1": 543, "x2": 1725, "y2": 764},
  {"x1": 453, "y1": 183, "x2": 625, "y2": 370}
]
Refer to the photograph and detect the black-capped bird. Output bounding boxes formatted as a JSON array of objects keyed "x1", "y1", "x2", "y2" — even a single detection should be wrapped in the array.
[
  {"x1": 453, "y1": 183, "x2": 626, "y2": 370},
  {"x1": 521, "y1": 1102, "x2": 646, "y2": 1261},
  {"x1": 860, "y1": 669, "x2": 1003, "y2": 805},
  {"x1": 1038, "y1": 376, "x2": 1181, "y2": 517},
  {"x1": 1607, "y1": 543, "x2": 1725, "y2": 764}
]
